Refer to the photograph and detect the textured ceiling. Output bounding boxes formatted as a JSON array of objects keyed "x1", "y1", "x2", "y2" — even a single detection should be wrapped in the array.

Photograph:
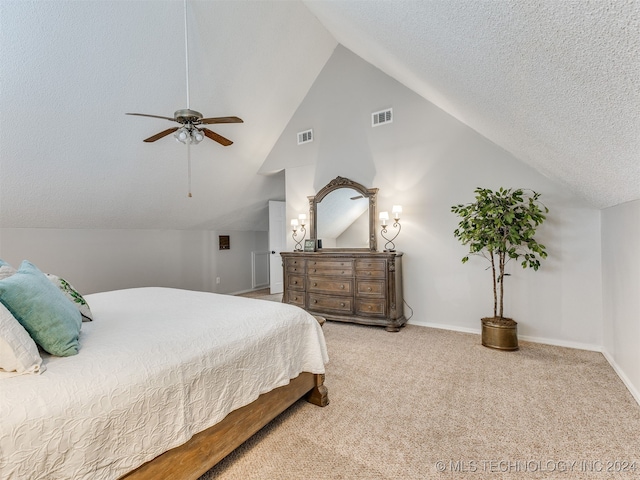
[
  {"x1": 305, "y1": 0, "x2": 640, "y2": 208},
  {"x1": 1, "y1": 1, "x2": 638, "y2": 234}
]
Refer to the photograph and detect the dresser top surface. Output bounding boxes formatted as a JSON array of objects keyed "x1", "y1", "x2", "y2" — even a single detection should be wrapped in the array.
[{"x1": 281, "y1": 251, "x2": 403, "y2": 258}]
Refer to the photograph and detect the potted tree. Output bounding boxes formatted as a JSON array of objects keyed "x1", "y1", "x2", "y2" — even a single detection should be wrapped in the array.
[{"x1": 451, "y1": 187, "x2": 548, "y2": 350}]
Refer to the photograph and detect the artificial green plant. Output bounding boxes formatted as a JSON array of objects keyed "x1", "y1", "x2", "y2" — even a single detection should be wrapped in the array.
[{"x1": 451, "y1": 187, "x2": 548, "y2": 319}]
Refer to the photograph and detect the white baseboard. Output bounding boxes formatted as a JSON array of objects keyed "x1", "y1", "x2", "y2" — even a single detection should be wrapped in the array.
[
  {"x1": 517, "y1": 334, "x2": 603, "y2": 353},
  {"x1": 409, "y1": 319, "x2": 640, "y2": 407},
  {"x1": 409, "y1": 319, "x2": 602, "y2": 352},
  {"x1": 228, "y1": 287, "x2": 269, "y2": 296},
  {"x1": 601, "y1": 349, "x2": 640, "y2": 407},
  {"x1": 412, "y1": 320, "x2": 480, "y2": 336}
]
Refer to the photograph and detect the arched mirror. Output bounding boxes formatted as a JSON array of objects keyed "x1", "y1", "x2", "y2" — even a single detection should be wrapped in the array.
[{"x1": 308, "y1": 176, "x2": 378, "y2": 251}]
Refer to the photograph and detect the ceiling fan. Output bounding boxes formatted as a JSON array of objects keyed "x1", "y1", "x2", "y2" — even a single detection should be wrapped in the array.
[
  {"x1": 126, "y1": 110, "x2": 243, "y2": 146},
  {"x1": 127, "y1": 0, "x2": 242, "y2": 147}
]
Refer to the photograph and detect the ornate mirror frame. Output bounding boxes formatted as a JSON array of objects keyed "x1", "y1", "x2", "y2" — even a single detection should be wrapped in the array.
[{"x1": 308, "y1": 176, "x2": 378, "y2": 251}]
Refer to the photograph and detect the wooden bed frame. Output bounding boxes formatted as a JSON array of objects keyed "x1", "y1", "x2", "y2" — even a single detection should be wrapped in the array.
[{"x1": 121, "y1": 372, "x2": 328, "y2": 480}]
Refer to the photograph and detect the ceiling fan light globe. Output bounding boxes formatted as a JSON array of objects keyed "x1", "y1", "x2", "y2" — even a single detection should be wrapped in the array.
[
  {"x1": 174, "y1": 128, "x2": 189, "y2": 143},
  {"x1": 192, "y1": 131, "x2": 204, "y2": 143}
]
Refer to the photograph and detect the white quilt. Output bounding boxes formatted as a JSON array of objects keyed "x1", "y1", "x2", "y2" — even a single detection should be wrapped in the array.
[{"x1": 0, "y1": 287, "x2": 328, "y2": 480}]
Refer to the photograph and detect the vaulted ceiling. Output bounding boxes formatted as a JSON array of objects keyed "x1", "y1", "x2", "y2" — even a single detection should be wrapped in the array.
[
  {"x1": 1, "y1": 1, "x2": 638, "y2": 232},
  {"x1": 305, "y1": 0, "x2": 640, "y2": 208},
  {"x1": 0, "y1": 0, "x2": 336, "y2": 230}
]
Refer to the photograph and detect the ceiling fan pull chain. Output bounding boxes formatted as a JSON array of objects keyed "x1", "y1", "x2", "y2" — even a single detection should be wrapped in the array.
[
  {"x1": 187, "y1": 140, "x2": 192, "y2": 198},
  {"x1": 183, "y1": 0, "x2": 190, "y2": 109}
]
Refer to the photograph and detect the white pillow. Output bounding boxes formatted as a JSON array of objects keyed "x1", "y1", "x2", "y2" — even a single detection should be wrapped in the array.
[{"x1": 0, "y1": 303, "x2": 45, "y2": 378}]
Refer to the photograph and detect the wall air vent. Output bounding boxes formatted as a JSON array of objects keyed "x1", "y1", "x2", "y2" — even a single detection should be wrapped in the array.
[
  {"x1": 297, "y1": 129, "x2": 313, "y2": 145},
  {"x1": 372, "y1": 108, "x2": 393, "y2": 127}
]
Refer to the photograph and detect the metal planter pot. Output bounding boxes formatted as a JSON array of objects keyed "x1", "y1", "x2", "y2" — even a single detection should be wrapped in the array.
[{"x1": 481, "y1": 317, "x2": 519, "y2": 351}]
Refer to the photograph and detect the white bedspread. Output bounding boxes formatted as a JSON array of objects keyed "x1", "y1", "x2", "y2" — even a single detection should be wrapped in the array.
[{"x1": 0, "y1": 287, "x2": 328, "y2": 480}]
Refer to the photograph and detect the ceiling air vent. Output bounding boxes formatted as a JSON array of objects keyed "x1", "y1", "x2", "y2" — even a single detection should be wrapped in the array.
[
  {"x1": 297, "y1": 129, "x2": 313, "y2": 145},
  {"x1": 372, "y1": 108, "x2": 393, "y2": 127}
]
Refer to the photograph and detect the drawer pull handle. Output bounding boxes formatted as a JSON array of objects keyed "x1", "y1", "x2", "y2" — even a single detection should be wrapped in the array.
[
  {"x1": 368, "y1": 272, "x2": 372, "y2": 276},
  {"x1": 368, "y1": 305, "x2": 373, "y2": 310},
  {"x1": 313, "y1": 282, "x2": 317, "y2": 287},
  {"x1": 313, "y1": 269, "x2": 317, "y2": 273},
  {"x1": 314, "y1": 299, "x2": 318, "y2": 304},
  {"x1": 293, "y1": 281, "x2": 298, "y2": 285},
  {"x1": 341, "y1": 302, "x2": 345, "y2": 307},
  {"x1": 342, "y1": 271, "x2": 345, "y2": 274},
  {"x1": 367, "y1": 287, "x2": 372, "y2": 291},
  {"x1": 340, "y1": 285, "x2": 345, "y2": 289}
]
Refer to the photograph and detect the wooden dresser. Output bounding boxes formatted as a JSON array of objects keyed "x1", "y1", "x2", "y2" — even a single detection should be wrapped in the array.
[{"x1": 280, "y1": 251, "x2": 405, "y2": 332}]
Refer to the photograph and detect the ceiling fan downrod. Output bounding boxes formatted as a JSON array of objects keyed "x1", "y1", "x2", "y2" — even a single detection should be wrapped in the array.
[
  {"x1": 183, "y1": 0, "x2": 191, "y2": 110},
  {"x1": 126, "y1": 0, "x2": 242, "y2": 147}
]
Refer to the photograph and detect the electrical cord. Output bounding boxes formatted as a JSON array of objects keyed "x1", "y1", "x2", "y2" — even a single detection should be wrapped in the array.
[{"x1": 403, "y1": 299, "x2": 414, "y2": 321}]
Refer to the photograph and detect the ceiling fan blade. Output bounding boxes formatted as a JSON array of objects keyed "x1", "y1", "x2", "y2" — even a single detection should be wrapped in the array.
[
  {"x1": 143, "y1": 127, "x2": 179, "y2": 143},
  {"x1": 199, "y1": 116, "x2": 244, "y2": 125},
  {"x1": 202, "y1": 128, "x2": 233, "y2": 146},
  {"x1": 127, "y1": 113, "x2": 177, "y2": 122}
]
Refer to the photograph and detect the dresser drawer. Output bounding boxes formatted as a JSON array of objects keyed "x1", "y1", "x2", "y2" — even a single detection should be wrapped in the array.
[
  {"x1": 286, "y1": 264, "x2": 306, "y2": 275},
  {"x1": 307, "y1": 260, "x2": 353, "y2": 277},
  {"x1": 308, "y1": 277, "x2": 353, "y2": 295},
  {"x1": 355, "y1": 259, "x2": 386, "y2": 271},
  {"x1": 285, "y1": 290, "x2": 305, "y2": 307},
  {"x1": 308, "y1": 293, "x2": 353, "y2": 314},
  {"x1": 356, "y1": 279, "x2": 386, "y2": 296},
  {"x1": 308, "y1": 259, "x2": 354, "y2": 269},
  {"x1": 356, "y1": 269, "x2": 386, "y2": 279},
  {"x1": 285, "y1": 258, "x2": 306, "y2": 269},
  {"x1": 287, "y1": 275, "x2": 305, "y2": 290},
  {"x1": 308, "y1": 266, "x2": 353, "y2": 277},
  {"x1": 356, "y1": 299, "x2": 386, "y2": 317},
  {"x1": 355, "y1": 259, "x2": 386, "y2": 278}
]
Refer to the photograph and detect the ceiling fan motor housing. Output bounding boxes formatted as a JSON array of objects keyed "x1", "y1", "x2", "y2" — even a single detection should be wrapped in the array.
[{"x1": 174, "y1": 109, "x2": 203, "y2": 124}]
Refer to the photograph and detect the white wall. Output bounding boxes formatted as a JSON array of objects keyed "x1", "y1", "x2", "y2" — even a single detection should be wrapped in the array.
[
  {"x1": 0, "y1": 228, "x2": 267, "y2": 295},
  {"x1": 602, "y1": 200, "x2": 640, "y2": 403},
  {"x1": 284, "y1": 165, "x2": 316, "y2": 252},
  {"x1": 269, "y1": 45, "x2": 603, "y2": 349}
]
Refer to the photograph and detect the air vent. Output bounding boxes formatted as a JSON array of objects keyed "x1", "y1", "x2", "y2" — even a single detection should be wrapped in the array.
[
  {"x1": 297, "y1": 129, "x2": 313, "y2": 145},
  {"x1": 372, "y1": 108, "x2": 393, "y2": 127}
]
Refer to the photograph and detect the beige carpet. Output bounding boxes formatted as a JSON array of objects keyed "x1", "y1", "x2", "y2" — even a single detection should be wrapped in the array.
[
  {"x1": 199, "y1": 293, "x2": 640, "y2": 479},
  {"x1": 235, "y1": 288, "x2": 283, "y2": 303}
]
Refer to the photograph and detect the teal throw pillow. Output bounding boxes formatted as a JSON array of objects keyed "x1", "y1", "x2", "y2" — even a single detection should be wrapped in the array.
[{"x1": 0, "y1": 261, "x2": 82, "y2": 356}]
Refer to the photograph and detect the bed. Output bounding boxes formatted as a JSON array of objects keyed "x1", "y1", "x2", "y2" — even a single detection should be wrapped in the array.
[{"x1": 0, "y1": 285, "x2": 329, "y2": 480}]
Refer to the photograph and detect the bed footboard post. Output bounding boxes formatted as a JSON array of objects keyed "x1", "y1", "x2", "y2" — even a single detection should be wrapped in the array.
[{"x1": 306, "y1": 373, "x2": 329, "y2": 406}]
